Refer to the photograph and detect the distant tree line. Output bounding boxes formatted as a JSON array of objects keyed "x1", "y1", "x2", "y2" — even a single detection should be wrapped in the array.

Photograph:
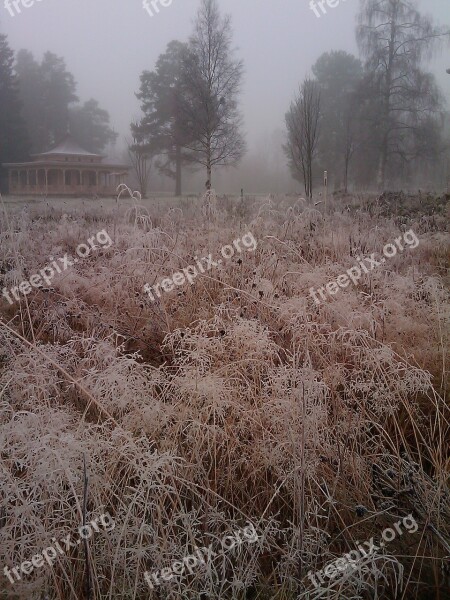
[
  {"x1": 0, "y1": 35, "x2": 116, "y2": 192},
  {"x1": 133, "y1": 0, "x2": 449, "y2": 197},
  {"x1": 285, "y1": 0, "x2": 450, "y2": 196}
]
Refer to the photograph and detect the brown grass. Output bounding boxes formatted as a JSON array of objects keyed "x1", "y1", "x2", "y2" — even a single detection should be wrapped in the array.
[{"x1": 0, "y1": 191, "x2": 448, "y2": 599}]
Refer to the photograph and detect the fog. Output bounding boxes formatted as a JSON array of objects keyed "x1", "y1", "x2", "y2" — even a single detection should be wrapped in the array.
[
  {"x1": 1, "y1": 5, "x2": 450, "y2": 598},
  {"x1": 1, "y1": 0, "x2": 449, "y2": 192}
]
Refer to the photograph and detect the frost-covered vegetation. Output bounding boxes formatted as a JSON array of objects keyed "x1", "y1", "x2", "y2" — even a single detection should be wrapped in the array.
[{"x1": 0, "y1": 192, "x2": 449, "y2": 600}]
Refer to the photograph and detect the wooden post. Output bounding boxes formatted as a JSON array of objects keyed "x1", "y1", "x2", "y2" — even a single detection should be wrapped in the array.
[{"x1": 324, "y1": 170, "x2": 328, "y2": 213}]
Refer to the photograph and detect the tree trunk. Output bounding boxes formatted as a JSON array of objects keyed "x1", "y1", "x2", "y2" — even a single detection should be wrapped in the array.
[
  {"x1": 344, "y1": 152, "x2": 349, "y2": 193},
  {"x1": 175, "y1": 144, "x2": 182, "y2": 196},
  {"x1": 206, "y1": 139, "x2": 212, "y2": 190},
  {"x1": 377, "y1": 135, "x2": 389, "y2": 189},
  {"x1": 308, "y1": 160, "x2": 313, "y2": 199},
  {"x1": 378, "y1": 3, "x2": 397, "y2": 189}
]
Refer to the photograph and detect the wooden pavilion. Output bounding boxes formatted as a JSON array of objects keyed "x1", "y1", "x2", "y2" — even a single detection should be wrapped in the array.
[{"x1": 5, "y1": 136, "x2": 129, "y2": 196}]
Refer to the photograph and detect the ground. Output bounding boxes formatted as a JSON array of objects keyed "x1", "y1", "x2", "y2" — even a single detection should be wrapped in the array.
[{"x1": 0, "y1": 190, "x2": 449, "y2": 600}]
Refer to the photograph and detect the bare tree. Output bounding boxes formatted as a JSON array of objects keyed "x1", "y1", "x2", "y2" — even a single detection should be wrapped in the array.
[
  {"x1": 128, "y1": 128, "x2": 152, "y2": 198},
  {"x1": 181, "y1": 0, "x2": 246, "y2": 190},
  {"x1": 284, "y1": 78, "x2": 321, "y2": 200},
  {"x1": 342, "y1": 92, "x2": 364, "y2": 193},
  {"x1": 343, "y1": 111, "x2": 355, "y2": 194},
  {"x1": 357, "y1": 0, "x2": 450, "y2": 188}
]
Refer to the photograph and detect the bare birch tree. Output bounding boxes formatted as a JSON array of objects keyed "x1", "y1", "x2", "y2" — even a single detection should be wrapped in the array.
[
  {"x1": 357, "y1": 0, "x2": 449, "y2": 188},
  {"x1": 181, "y1": 0, "x2": 245, "y2": 190}
]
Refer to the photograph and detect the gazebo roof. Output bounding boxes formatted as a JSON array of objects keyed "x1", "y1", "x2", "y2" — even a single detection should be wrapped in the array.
[{"x1": 33, "y1": 135, "x2": 102, "y2": 158}]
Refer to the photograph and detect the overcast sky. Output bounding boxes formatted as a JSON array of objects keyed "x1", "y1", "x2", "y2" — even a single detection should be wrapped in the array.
[{"x1": 1, "y1": 0, "x2": 449, "y2": 152}]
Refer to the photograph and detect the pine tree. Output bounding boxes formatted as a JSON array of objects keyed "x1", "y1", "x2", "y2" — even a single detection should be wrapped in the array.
[
  {"x1": 0, "y1": 34, "x2": 30, "y2": 192},
  {"x1": 133, "y1": 41, "x2": 191, "y2": 196},
  {"x1": 69, "y1": 99, "x2": 117, "y2": 154}
]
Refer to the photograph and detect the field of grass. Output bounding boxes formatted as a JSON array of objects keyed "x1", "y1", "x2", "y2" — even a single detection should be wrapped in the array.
[{"x1": 0, "y1": 190, "x2": 449, "y2": 599}]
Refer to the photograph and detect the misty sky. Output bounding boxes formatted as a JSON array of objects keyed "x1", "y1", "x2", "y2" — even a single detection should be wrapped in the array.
[{"x1": 2, "y1": 0, "x2": 449, "y2": 154}]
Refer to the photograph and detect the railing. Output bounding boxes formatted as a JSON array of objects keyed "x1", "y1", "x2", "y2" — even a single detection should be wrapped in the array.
[{"x1": 9, "y1": 184, "x2": 118, "y2": 196}]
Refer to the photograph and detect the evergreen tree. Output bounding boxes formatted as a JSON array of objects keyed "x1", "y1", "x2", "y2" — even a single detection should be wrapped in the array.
[
  {"x1": 15, "y1": 50, "x2": 43, "y2": 153},
  {"x1": 16, "y1": 49, "x2": 115, "y2": 154},
  {"x1": 133, "y1": 40, "x2": 191, "y2": 196},
  {"x1": 39, "y1": 52, "x2": 78, "y2": 147},
  {"x1": 0, "y1": 35, "x2": 29, "y2": 192},
  {"x1": 15, "y1": 50, "x2": 78, "y2": 152},
  {"x1": 312, "y1": 51, "x2": 364, "y2": 191},
  {"x1": 69, "y1": 99, "x2": 117, "y2": 153}
]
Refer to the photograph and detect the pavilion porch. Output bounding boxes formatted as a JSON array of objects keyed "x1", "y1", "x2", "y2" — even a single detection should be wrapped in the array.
[{"x1": 8, "y1": 167, "x2": 127, "y2": 197}]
